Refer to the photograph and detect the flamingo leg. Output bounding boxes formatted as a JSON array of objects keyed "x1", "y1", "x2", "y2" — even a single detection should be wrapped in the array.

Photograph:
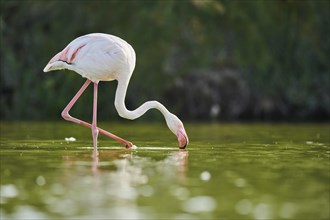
[
  {"x1": 61, "y1": 79, "x2": 133, "y2": 148},
  {"x1": 92, "y1": 82, "x2": 99, "y2": 150}
]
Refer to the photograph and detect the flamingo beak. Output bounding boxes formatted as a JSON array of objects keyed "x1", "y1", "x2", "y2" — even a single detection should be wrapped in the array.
[
  {"x1": 43, "y1": 51, "x2": 64, "y2": 72},
  {"x1": 177, "y1": 126, "x2": 189, "y2": 149},
  {"x1": 43, "y1": 63, "x2": 53, "y2": 72}
]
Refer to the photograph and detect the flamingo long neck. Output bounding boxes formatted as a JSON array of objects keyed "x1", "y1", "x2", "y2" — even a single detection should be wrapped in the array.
[{"x1": 114, "y1": 78, "x2": 171, "y2": 121}]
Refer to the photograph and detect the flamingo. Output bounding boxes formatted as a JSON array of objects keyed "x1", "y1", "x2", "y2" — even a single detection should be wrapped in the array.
[{"x1": 43, "y1": 33, "x2": 188, "y2": 150}]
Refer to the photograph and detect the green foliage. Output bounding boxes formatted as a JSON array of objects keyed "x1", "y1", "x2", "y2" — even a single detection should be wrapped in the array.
[{"x1": 0, "y1": 0, "x2": 329, "y2": 121}]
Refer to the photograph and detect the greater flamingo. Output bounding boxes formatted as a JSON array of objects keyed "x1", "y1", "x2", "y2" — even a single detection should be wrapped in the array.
[{"x1": 43, "y1": 33, "x2": 188, "y2": 150}]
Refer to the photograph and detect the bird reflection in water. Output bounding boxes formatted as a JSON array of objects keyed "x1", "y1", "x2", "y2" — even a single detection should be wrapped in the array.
[
  {"x1": 60, "y1": 148, "x2": 188, "y2": 218},
  {"x1": 88, "y1": 149, "x2": 188, "y2": 179},
  {"x1": 61, "y1": 149, "x2": 188, "y2": 198}
]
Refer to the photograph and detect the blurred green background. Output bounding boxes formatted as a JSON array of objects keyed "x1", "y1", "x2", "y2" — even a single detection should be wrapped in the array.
[{"x1": 1, "y1": 0, "x2": 329, "y2": 122}]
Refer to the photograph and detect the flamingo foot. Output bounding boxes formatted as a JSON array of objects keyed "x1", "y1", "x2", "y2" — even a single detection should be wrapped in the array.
[{"x1": 125, "y1": 141, "x2": 133, "y2": 149}]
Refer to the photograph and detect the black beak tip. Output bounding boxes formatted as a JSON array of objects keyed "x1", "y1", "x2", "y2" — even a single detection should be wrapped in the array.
[{"x1": 179, "y1": 140, "x2": 187, "y2": 149}]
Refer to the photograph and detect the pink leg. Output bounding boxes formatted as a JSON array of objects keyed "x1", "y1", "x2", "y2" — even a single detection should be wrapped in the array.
[
  {"x1": 92, "y1": 82, "x2": 99, "y2": 150},
  {"x1": 61, "y1": 79, "x2": 133, "y2": 148}
]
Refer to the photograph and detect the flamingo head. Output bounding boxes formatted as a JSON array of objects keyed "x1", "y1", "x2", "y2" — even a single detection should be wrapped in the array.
[{"x1": 166, "y1": 114, "x2": 189, "y2": 149}]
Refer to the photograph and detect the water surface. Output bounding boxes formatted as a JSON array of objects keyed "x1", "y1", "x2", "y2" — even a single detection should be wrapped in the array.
[{"x1": 0, "y1": 122, "x2": 329, "y2": 219}]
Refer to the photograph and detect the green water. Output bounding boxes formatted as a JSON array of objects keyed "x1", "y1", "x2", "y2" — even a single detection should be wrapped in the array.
[{"x1": 0, "y1": 122, "x2": 329, "y2": 219}]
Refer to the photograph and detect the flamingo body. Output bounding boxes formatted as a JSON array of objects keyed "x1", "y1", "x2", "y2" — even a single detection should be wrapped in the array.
[
  {"x1": 44, "y1": 33, "x2": 188, "y2": 150},
  {"x1": 45, "y1": 33, "x2": 135, "y2": 82}
]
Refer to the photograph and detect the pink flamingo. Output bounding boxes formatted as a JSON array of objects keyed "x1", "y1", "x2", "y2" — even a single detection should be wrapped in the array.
[{"x1": 43, "y1": 33, "x2": 188, "y2": 150}]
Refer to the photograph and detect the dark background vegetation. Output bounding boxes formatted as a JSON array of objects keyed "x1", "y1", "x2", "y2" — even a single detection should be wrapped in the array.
[{"x1": 1, "y1": 0, "x2": 329, "y2": 122}]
